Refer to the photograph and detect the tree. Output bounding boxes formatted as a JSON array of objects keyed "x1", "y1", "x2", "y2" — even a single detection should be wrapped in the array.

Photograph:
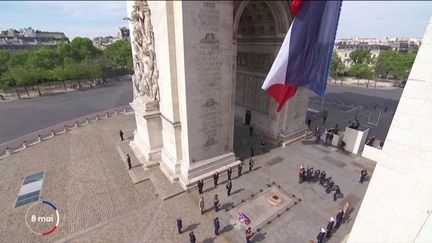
[
  {"x1": 69, "y1": 37, "x2": 102, "y2": 62},
  {"x1": 329, "y1": 52, "x2": 345, "y2": 79},
  {"x1": 349, "y1": 49, "x2": 372, "y2": 64},
  {"x1": 0, "y1": 50, "x2": 10, "y2": 76},
  {"x1": 27, "y1": 47, "x2": 58, "y2": 70},
  {"x1": 348, "y1": 63, "x2": 374, "y2": 80},
  {"x1": 103, "y1": 40, "x2": 133, "y2": 72}
]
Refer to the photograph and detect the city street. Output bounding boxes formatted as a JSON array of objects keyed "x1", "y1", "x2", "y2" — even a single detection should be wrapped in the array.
[
  {"x1": 0, "y1": 80, "x2": 402, "y2": 148},
  {"x1": 0, "y1": 80, "x2": 133, "y2": 145}
]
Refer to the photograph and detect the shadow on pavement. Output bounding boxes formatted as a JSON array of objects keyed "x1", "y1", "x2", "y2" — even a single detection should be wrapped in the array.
[{"x1": 184, "y1": 223, "x2": 200, "y2": 232}]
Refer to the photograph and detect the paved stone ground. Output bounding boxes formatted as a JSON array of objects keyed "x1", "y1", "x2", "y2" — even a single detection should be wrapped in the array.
[{"x1": 0, "y1": 114, "x2": 376, "y2": 243}]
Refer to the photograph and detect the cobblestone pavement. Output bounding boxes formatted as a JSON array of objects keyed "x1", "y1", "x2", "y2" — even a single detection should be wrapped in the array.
[{"x1": 0, "y1": 114, "x2": 376, "y2": 243}]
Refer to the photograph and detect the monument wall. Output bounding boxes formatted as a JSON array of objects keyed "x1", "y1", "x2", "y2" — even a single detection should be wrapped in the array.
[{"x1": 179, "y1": 1, "x2": 235, "y2": 163}]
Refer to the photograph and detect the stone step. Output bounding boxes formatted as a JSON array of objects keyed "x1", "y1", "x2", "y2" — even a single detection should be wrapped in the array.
[
  {"x1": 148, "y1": 168, "x2": 185, "y2": 200},
  {"x1": 116, "y1": 143, "x2": 150, "y2": 184},
  {"x1": 281, "y1": 131, "x2": 307, "y2": 147}
]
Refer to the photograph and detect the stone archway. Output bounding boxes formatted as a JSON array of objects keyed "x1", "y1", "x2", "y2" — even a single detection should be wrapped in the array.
[{"x1": 231, "y1": 1, "x2": 296, "y2": 143}]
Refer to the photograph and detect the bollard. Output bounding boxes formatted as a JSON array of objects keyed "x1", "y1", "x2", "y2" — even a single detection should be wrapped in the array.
[
  {"x1": 51, "y1": 130, "x2": 56, "y2": 136},
  {"x1": 75, "y1": 121, "x2": 78, "y2": 128},
  {"x1": 96, "y1": 115, "x2": 99, "y2": 121},
  {"x1": 6, "y1": 148, "x2": 10, "y2": 155},
  {"x1": 86, "y1": 118, "x2": 89, "y2": 124},
  {"x1": 38, "y1": 135, "x2": 41, "y2": 142},
  {"x1": 105, "y1": 112, "x2": 109, "y2": 118}
]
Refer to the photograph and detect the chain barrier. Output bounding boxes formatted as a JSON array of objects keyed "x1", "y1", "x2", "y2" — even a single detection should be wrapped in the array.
[{"x1": 0, "y1": 105, "x2": 133, "y2": 160}]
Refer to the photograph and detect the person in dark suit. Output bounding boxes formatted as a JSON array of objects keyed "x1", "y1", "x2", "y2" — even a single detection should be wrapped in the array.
[
  {"x1": 326, "y1": 217, "x2": 335, "y2": 238},
  {"x1": 249, "y1": 158, "x2": 254, "y2": 172},
  {"x1": 214, "y1": 217, "x2": 220, "y2": 236},
  {"x1": 335, "y1": 209, "x2": 344, "y2": 229},
  {"x1": 176, "y1": 217, "x2": 182, "y2": 234},
  {"x1": 238, "y1": 162, "x2": 243, "y2": 177},
  {"x1": 197, "y1": 179, "x2": 204, "y2": 195},
  {"x1": 126, "y1": 154, "x2": 132, "y2": 170},
  {"x1": 213, "y1": 172, "x2": 219, "y2": 187},
  {"x1": 317, "y1": 228, "x2": 326, "y2": 243},
  {"x1": 189, "y1": 231, "x2": 196, "y2": 243},
  {"x1": 119, "y1": 129, "x2": 124, "y2": 141},
  {"x1": 227, "y1": 167, "x2": 232, "y2": 180},
  {"x1": 226, "y1": 180, "x2": 232, "y2": 196}
]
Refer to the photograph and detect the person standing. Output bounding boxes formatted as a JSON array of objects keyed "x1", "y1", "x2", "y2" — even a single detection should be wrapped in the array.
[
  {"x1": 343, "y1": 201, "x2": 351, "y2": 223},
  {"x1": 119, "y1": 129, "x2": 124, "y2": 141},
  {"x1": 126, "y1": 154, "x2": 132, "y2": 170},
  {"x1": 333, "y1": 185, "x2": 341, "y2": 201},
  {"x1": 199, "y1": 196, "x2": 205, "y2": 215},
  {"x1": 317, "y1": 228, "x2": 326, "y2": 243},
  {"x1": 250, "y1": 145, "x2": 255, "y2": 157},
  {"x1": 176, "y1": 217, "x2": 183, "y2": 234},
  {"x1": 249, "y1": 125, "x2": 254, "y2": 136},
  {"x1": 359, "y1": 169, "x2": 368, "y2": 184},
  {"x1": 249, "y1": 158, "x2": 254, "y2": 172},
  {"x1": 319, "y1": 170, "x2": 326, "y2": 185},
  {"x1": 323, "y1": 115, "x2": 327, "y2": 124},
  {"x1": 260, "y1": 137, "x2": 266, "y2": 154},
  {"x1": 226, "y1": 180, "x2": 232, "y2": 197},
  {"x1": 238, "y1": 162, "x2": 243, "y2": 177},
  {"x1": 246, "y1": 227, "x2": 254, "y2": 243},
  {"x1": 213, "y1": 172, "x2": 219, "y2": 187},
  {"x1": 298, "y1": 165, "x2": 305, "y2": 184},
  {"x1": 307, "y1": 118, "x2": 312, "y2": 130},
  {"x1": 335, "y1": 209, "x2": 344, "y2": 229},
  {"x1": 214, "y1": 217, "x2": 220, "y2": 236},
  {"x1": 326, "y1": 217, "x2": 335, "y2": 238},
  {"x1": 189, "y1": 231, "x2": 196, "y2": 243},
  {"x1": 227, "y1": 167, "x2": 232, "y2": 180},
  {"x1": 197, "y1": 179, "x2": 204, "y2": 195},
  {"x1": 213, "y1": 194, "x2": 220, "y2": 212}
]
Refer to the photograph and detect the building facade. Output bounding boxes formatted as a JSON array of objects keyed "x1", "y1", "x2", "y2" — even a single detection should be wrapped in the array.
[{"x1": 0, "y1": 27, "x2": 68, "y2": 51}]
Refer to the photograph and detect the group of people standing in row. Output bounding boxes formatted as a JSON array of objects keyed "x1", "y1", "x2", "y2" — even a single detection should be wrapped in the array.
[
  {"x1": 179, "y1": 160, "x2": 257, "y2": 243},
  {"x1": 316, "y1": 201, "x2": 351, "y2": 243},
  {"x1": 298, "y1": 165, "x2": 343, "y2": 201}
]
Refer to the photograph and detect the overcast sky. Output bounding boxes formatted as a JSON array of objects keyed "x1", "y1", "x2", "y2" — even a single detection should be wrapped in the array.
[{"x1": 0, "y1": 1, "x2": 431, "y2": 39}]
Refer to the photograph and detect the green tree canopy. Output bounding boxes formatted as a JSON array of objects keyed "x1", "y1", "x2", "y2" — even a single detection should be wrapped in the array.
[
  {"x1": 374, "y1": 50, "x2": 415, "y2": 80},
  {"x1": 348, "y1": 63, "x2": 374, "y2": 80},
  {"x1": 349, "y1": 49, "x2": 372, "y2": 64},
  {"x1": 329, "y1": 52, "x2": 345, "y2": 78},
  {"x1": 103, "y1": 40, "x2": 133, "y2": 71}
]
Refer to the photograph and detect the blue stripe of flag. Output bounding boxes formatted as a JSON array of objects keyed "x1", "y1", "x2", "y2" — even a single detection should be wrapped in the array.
[{"x1": 285, "y1": 0, "x2": 343, "y2": 96}]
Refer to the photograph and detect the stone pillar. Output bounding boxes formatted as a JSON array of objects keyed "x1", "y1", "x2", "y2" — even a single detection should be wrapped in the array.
[
  {"x1": 147, "y1": 1, "x2": 183, "y2": 181},
  {"x1": 129, "y1": 101, "x2": 162, "y2": 168},
  {"x1": 173, "y1": 1, "x2": 238, "y2": 188},
  {"x1": 126, "y1": 1, "x2": 163, "y2": 169}
]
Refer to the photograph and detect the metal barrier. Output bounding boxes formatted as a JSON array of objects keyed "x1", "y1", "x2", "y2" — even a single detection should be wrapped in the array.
[{"x1": 0, "y1": 105, "x2": 134, "y2": 160}]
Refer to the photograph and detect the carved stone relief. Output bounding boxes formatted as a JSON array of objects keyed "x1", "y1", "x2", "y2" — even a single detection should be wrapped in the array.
[{"x1": 126, "y1": 0, "x2": 160, "y2": 103}]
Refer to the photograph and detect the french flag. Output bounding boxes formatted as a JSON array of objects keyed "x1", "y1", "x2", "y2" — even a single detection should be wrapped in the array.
[{"x1": 262, "y1": 0, "x2": 343, "y2": 112}]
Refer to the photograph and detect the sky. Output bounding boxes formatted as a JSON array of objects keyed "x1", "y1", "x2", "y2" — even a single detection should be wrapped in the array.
[{"x1": 0, "y1": 1, "x2": 431, "y2": 39}]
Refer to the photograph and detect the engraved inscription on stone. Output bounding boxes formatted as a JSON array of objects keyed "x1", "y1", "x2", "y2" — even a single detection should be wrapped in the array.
[{"x1": 236, "y1": 73, "x2": 270, "y2": 114}]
